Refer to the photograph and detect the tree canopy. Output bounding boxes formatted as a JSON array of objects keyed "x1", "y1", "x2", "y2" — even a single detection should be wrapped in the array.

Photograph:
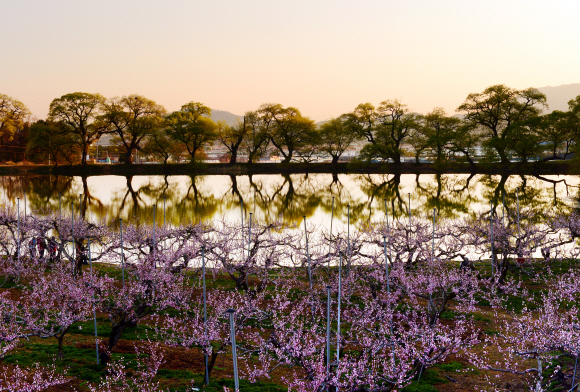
[
  {"x1": 101, "y1": 94, "x2": 166, "y2": 164},
  {"x1": 457, "y1": 85, "x2": 547, "y2": 163},
  {"x1": 165, "y1": 102, "x2": 218, "y2": 162},
  {"x1": 0, "y1": 93, "x2": 31, "y2": 144},
  {"x1": 47, "y1": 92, "x2": 107, "y2": 165}
]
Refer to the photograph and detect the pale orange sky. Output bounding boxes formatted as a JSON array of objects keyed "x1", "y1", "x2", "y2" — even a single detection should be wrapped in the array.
[{"x1": 2, "y1": 0, "x2": 580, "y2": 121}]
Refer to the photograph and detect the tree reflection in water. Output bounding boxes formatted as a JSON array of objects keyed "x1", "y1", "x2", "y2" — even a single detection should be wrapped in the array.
[{"x1": 0, "y1": 173, "x2": 577, "y2": 227}]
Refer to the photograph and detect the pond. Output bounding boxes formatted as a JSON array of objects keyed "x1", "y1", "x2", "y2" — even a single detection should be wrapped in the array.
[{"x1": 1, "y1": 173, "x2": 579, "y2": 229}]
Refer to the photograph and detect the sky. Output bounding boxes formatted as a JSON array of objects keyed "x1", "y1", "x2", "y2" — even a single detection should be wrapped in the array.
[{"x1": 2, "y1": 0, "x2": 580, "y2": 121}]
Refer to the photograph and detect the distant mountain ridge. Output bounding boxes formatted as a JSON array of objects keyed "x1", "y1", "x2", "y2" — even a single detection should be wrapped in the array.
[
  {"x1": 210, "y1": 109, "x2": 243, "y2": 126},
  {"x1": 537, "y1": 83, "x2": 580, "y2": 112},
  {"x1": 209, "y1": 84, "x2": 580, "y2": 127}
]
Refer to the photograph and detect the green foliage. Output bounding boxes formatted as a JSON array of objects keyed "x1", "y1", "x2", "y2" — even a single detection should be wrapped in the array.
[
  {"x1": 457, "y1": 84, "x2": 547, "y2": 163},
  {"x1": 0, "y1": 93, "x2": 30, "y2": 144},
  {"x1": 257, "y1": 104, "x2": 319, "y2": 164},
  {"x1": 101, "y1": 94, "x2": 167, "y2": 164},
  {"x1": 165, "y1": 102, "x2": 218, "y2": 162},
  {"x1": 47, "y1": 92, "x2": 108, "y2": 165},
  {"x1": 27, "y1": 120, "x2": 78, "y2": 165},
  {"x1": 319, "y1": 117, "x2": 359, "y2": 163}
]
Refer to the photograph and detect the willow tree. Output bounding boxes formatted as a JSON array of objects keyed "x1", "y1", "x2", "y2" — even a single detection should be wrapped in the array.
[
  {"x1": 260, "y1": 104, "x2": 318, "y2": 163},
  {"x1": 242, "y1": 109, "x2": 274, "y2": 164},
  {"x1": 217, "y1": 119, "x2": 248, "y2": 164},
  {"x1": 101, "y1": 94, "x2": 166, "y2": 164},
  {"x1": 48, "y1": 92, "x2": 107, "y2": 165},
  {"x1": 419, "y1": 108, "x2": 462, "y2": 164},
  {"x1": 457, "y1": 85, "x2": 547, "y2": 163},
  {"x1": 358, "y1": 99, "x2": 419, "y2": 163},
  {"x1": 319, "y1": 116, "x2": 359, "y2": 164},
  {"x1": 165, "y1": 102, "x2": 218, "y2": 162}
]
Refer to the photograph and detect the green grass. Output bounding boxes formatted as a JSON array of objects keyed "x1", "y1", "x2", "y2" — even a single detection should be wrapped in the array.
[
  {"x1": 199, "y1": 378, "x2": 286, "y2": 392},
  {"x1": 439, "y1": 310, "x2": 458, "y2": 320},
  {"x1": 470, "y1": 312, "x2": 491, "y2": 322},
  {"x1": 435, "y1": 361, "x2": 464, "y2": 372},
  {"x1": 0, "y1": 275, "x2": 20, "y2": 288},
  {"x1": 68, "y1": 319, "x2": 156, "y2": 341},
  {"x1": 2, "y1": 343, "x2": 127, "y2": 383}
]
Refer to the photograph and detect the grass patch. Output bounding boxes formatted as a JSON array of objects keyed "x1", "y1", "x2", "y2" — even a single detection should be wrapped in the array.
[
  {"x1": 68, "y1": 320, "x2": 156, "y2": 341},
  {"x1": 401, "y1": 369, "x2": 445, "y2": 391},
  {"x1": 435, "y1": 361, "x2": 464, "y2": 372},
  {"x1": 199, "y1": 378, "x2": 286, "y2": 392}
]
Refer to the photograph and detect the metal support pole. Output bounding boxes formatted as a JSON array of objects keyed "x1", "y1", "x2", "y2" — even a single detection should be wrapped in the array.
[
  {"x1": 71, "y1": 203, "x2": 75, "y2": 264},
  {"x1": 384, "y1": 198, "x2": 388, "y2": 228},
  {"x1": 516, "y1": 188, "x2": 521, "y2": 233},
  {"x1": 490, "y1": 202, "x2": 495, "y2": 277},
  {"x1": 329, "y1": 196, "x2": 334, "y2": 266},
  {"x1": 202, "y1": 247, "x2": 209, "y2": 384},
  {"x1": 430, "y1": 209, "x2": 436, "y2": 315},
  {"x1": 337, "y1": 252, "x2": 342, "y2": 363},
  {"x1": 304, "y1": 216, "x2": 313, "y2": 292},
  {"x1": 226, "y1": 309, "x2": 240, "y2": 392},
  {"x1": 432, "y1": 208, "x2": 436, "y2": 263},
  {"x1": 383, "y1": 238, "x2": 390, "y2": 294},
  {"x1": 240, "y1": 200, "x2": 245, "y2": 263},
  {"x1": 248, "y1": 212, "x2": 252, "y2": 260},
  {"x1": 502, "y1": 192, "x2": 506, "y2": 226},
  {"x1": 119, "y1": 218, "x2": 125, "y2": 289},
  {"x1": 16, "y1": 198, "x2": 20, "y2": 263},
  {"x1": 247, "y1": 212, "x2": 252, "y2": 289},
  {"x1": 88, "y1": 238, "x2": 99, "y2": 364},
  {"x1": 326, "y1": 285, "x2": 332, "y2": 382},
  {"x1": 153, "y1": 204, "x2": 156, "y2": 251},
  {"x1": 572, "y1": 356, "x2": 578, "y2": 392},
  {"x1": 408, "y1": 192, "x2": 411, "y2": 222},
  {"x1": 347, "y1": 204, "x2": 350, "y2": 260},
  {"x1": 382, "y1": 238, "x2": 393, "y2": 336}
]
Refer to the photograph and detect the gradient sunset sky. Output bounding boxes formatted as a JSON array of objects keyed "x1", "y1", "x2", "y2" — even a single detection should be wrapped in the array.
[{"x1": 2, "y1": 0, "x2": 579, "y2": 121}]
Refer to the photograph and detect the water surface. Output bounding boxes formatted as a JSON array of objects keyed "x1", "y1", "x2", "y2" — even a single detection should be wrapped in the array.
[{"x1": 1, "y1": 173, "x2": 578, "y2": 229}]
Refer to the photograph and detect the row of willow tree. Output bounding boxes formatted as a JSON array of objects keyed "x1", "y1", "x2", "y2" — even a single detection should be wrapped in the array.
[
  {"x1": 1, "y1": 84, "x2": 580, "y2": 166},
  {"x1": 1, "y1": 205, "x2": 580, "y2": 391}
]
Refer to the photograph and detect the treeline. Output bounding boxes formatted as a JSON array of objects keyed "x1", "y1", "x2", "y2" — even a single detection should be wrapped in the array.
[{"x1": 1, "y1": 84, "x2": 579, "y2": 166}]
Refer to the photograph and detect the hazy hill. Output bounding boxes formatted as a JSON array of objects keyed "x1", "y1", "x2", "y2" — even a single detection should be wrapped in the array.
[
  {"x1": 537, "y1": 83, "x2": 580, "y2": 112},
  {"x1": 205, "y1": 84, "x2": 580, "y2": 126},
  {"x1": 210, "y1": 109, "x2": 243, "y2": 126}
]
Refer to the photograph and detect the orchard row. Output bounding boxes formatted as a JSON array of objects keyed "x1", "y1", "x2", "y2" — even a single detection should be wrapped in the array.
[{"x1": 1, "y1": 206, "x2": 580, "y2": 391}]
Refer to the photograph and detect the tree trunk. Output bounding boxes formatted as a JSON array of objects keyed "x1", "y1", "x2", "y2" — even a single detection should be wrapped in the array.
[
  {"x1": 81, "y1": 146, "x2": 87, "y2": 165},
  {"x1": 57, "y1": 333, "x2": 65, "y2": 360},
  {"x1": 100, "y1": 320, "x2": 130, "y2": 365},
  {"x1": 125, "y1": 148, "x2": 133, "y2": 164},
  {"x1": 207, "y1": 351, "x2": 220, "y2": 376},
  {"x1": 393, "y1": 151, "x2": 401, "y2": 164},
  {"x1": 331, "y1": 155, "x2": 339, "y2": 164},
  {"x1": 229, "y1": 148, "x2": 238, "y2": 164},
  {"x1": 282, "y1": 150, "x2": 292, "y2": 164},
  {"x1": 497, "y1": 147, "x2": 510, "y2": 164}
]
